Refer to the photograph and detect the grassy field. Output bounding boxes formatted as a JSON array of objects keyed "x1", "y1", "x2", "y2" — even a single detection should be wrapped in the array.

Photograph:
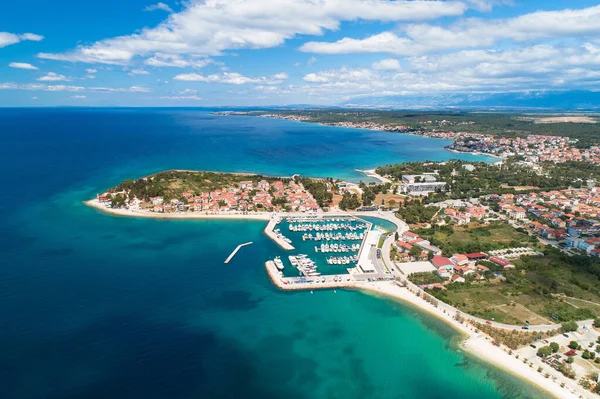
[
  {"x1": 415, "y1": 221, "x2": 540, "y2": 256},
  {"x1": 423, "y1": 249, "x2": 600, "y2": 324}
]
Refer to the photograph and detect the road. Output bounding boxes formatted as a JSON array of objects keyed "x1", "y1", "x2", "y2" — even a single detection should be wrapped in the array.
[{"x1": 376, "y1": 211, "x2": 596, "y2": 333}]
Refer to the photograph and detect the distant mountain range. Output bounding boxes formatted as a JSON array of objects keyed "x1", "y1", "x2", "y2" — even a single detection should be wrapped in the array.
[{"x1": 341, "y1": 90, "x2": 600, "y2": 110}]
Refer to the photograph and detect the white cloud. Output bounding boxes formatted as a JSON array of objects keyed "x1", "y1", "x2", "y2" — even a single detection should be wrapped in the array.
[
  {"x1": 0, "y1": 32, "x2": 43, "y2": 48},
  {"x1": 129, "y1": 68, "x2": 150, "y2": 75},
  {"x1": 0, "y1": 83, "x2": 84, "y2": 92},
  {"x1": 372, "y1": 58, "x2": 401, "y2": 70},
  {"x1": 0, "y1": 83, "x2": 150, "y2": 93},
  {"x1": 88, "y1": 86, "x2": 151, "y2": 93},
  {"x1": 294, "y1": 42, "x2": 600, "y2": 99},
  {"x1": 301, "y1": 32, "x2": 414, "y2": 55},
  {"x1": 301, "y1": 5, "x2": 600, "y2": 55},
  {"x1": 303, "y1": 73, "x2": 329, "y2": 83},
  {"x1": 144, "y1": 2, "x2": 173, "y2": 12},
  {"x1": 85, "y1": 68, "x2": 97, "y2": 73},
  {"x1": 37, "y1": 72, "x2": 69, "y2": 82},
  {"x1": 9, "y1": 62, "x2": 38, "y2": 70},
  {"x1": 37, "y1": 0, "x2": 466, "y2": 64},
  {"x1": 144, "y1": 53, "x2": 213, "y2": 68},
  {"x1": 174, "y1": 71, "x2": 286, "y2": 85},
  {"x1": 71, "y1": 95, "x2": 86, "y2": 99},
  {"x1": 160, "y1": 95, "x2": 202, "y2": 100}
]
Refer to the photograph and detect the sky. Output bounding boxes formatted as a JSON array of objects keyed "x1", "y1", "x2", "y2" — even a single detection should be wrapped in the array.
[{"x1": 1, "y1": 0, "x2": 600, "y2": 106}]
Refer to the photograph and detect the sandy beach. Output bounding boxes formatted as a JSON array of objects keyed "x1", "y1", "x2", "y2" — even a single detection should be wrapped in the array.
[{"x1": 362, "y1": 281, "x2": 588, "y2": 399}]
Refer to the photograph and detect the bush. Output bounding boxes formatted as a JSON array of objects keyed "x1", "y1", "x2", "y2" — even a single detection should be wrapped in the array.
[
  {"x1": 537, "y1": 346, "x2": 552, "y2": 358},
  {"x1": 562, "y1": 321, "x2": 578, "y2": 332},
  {"x1": 550, "y1": 342, "x2": 560, "y2": 353},
  {"x1": 569, "y1": 341, "x2": 580, "y2": 350}
]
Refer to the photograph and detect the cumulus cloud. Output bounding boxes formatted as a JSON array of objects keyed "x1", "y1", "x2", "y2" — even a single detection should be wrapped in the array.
[
  {"x1": 86, "y1": 68, "x2": 97, "y2": 73},
  {"x1": 0, "y1": 83, "x2": 150, "y2": 93},
  {"x1": 0, "y1": 32, "x2": 43, "y2": 48},
  {"x1": 37, "y1": 72, "x2": 69, "y2": 82},
  {"x1": 144, "y1": 2, "x2": 173, "y2": 12},
  {"x1": 301, "y1": 4, "x2": 600, "y2": 55},
  {"x1": 295, "y1": 42, "x2": 600, "y2": 99},
  {"x1": 144, "y1": 53, "x2": 213, "y2": 68},
  {"x1": 174, "y1": 71, "x2": 287, "y2": 85},
  {"x1": 37, "y1": 0, "x2": 465, "y2": 65},
  {"x1": 372, "y1": 58, "x2": 401, "y2": 70},
  {"x1": 9, "y1": 62, "x2": 38, "y2": 70},
  {"x1": 129, "y1": 68, "x2": 150, "y2": 75}
]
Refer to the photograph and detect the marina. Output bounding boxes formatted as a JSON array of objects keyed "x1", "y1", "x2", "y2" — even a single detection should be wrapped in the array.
[
  {"x1": 224, "y1": 241, "x2": 253, "y2": 264},
  {"x1": 268, "y1": 215, "x2": 379, "y2": 281}
]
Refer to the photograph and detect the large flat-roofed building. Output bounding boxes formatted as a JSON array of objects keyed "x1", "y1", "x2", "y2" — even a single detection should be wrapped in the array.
[{"x1": 399, "y1": 173, "x2": 446, "y2": 196}]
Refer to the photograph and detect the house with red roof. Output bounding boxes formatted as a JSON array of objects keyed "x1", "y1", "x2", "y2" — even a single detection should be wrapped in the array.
[
  {"x1": 489, "y1": 256, "x2": 515, "y2": 269},
  {"x1": 466, "y1": 252, "x2": 487, "y2": 260}
]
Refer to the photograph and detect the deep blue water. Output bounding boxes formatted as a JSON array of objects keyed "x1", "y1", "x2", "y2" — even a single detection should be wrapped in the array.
[{"x1": 0, "y1": 108, "x2": 545, "y2": 399}]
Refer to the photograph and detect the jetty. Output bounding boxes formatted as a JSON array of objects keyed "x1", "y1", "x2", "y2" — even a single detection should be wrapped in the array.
[
  {"x1": 264, "y1": 217, "x2": 295, "y2": 250},
  {"x1": 265, "y1": 260, "x2": 361, "y2": 291},
  {"x1": 224, "y1": 242, "x2": 253, "y2": 264}
]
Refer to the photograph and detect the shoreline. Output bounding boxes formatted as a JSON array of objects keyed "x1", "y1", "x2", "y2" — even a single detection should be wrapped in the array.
[
  {"x1": 225, "y1": 113, "x2": 502, "y2": 163},
  {"x1": 352, "y1": 282, "x2": 580, "y2": 399},
  {"x1": 86, "y1": 168, "x2": 586, "y2": 398},
  {"x1": 85, "y1": 199, "x2": 272, "y2": 221}
]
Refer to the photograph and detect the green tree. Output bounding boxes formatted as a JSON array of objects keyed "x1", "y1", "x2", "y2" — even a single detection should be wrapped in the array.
[
  {"x1": 550, "y1": 342, "x2": 560, "y2": 353},
  {"x1": 569, "y1": 341, "x2": 580, "y2": 350},
  {"x1": 537, "y1": 346, "x2": 552, "y2": 358},
  {"x1": 562, "y1": 321, "x2": 578, "y2": 332}
]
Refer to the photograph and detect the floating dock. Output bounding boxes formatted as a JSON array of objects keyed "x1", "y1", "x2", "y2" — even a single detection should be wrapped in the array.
[{"x1": 224, "y1": 242, "x2": 253, "y2": 264}]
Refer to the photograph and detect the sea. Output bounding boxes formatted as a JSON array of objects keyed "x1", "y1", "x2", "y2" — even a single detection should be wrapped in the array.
[{"x1": 0, "y1": 108, "x2": 548, "y2": 399}]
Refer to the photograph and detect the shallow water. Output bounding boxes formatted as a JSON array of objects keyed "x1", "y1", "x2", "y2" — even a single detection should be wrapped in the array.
[{"x1": 0, "y1": 108, "x2": 546, "y2": 398}]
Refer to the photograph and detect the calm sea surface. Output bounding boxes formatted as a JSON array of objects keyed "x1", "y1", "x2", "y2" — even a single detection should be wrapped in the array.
[{"x1": 0, "y1": 108, "x2": 546, "y2": 399}]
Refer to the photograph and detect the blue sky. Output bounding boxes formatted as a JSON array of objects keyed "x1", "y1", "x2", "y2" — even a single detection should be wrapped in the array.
[{"x1": 1, "y1": 0, "x2": 600, "y2": 106}]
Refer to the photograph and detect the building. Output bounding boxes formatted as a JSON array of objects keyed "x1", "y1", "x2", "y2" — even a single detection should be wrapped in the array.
[
  {"x1": 399, "y1": 174, "x2": 446, "y2": 196},
  {"x1": 489, "y1": 256, "x2": 515, "y2": 269}
]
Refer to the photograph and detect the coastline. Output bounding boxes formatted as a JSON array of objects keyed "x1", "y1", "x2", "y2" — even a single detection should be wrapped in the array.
[
  {"x1": 86, "y1": 171, "x2": 586, "y2": 398},
  {"x1": 354, "y1": 282, "x2": 581, "y2": 399},
  {"x1": 84, "y1": 199, "x2": 271, "y2": 221},
  {"x1": 230, "y1": 113, "x2": 503, "y2": 162}
]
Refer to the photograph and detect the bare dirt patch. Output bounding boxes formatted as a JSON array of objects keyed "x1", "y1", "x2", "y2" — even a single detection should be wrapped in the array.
[{"x1": 518, "y1": 116, "x2": 598, "y2": 124}]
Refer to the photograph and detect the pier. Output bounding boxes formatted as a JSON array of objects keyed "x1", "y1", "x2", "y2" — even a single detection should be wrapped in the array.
[
  {"x1": 264, "y1": 217, "x2": 295, "y2": 250},
  {"x1": 224, "y1": 242, "x2": 253, "y2": 264},
  {"x1": 265, "y1": 260, "x2": 360, "y2": 291}
]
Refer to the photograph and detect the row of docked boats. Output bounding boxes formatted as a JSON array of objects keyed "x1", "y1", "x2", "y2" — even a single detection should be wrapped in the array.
[
  {"x1": 288, "y1": 222, "x2": 366, "y2": 232},
  {"x1": 273, "y1": 228, "x2": 292, "y2": 244},
  {"x1": 315, "y1": 243, "x2": 360, "y2": 253},
  {"x1": 302, "y1": 232, "x2": 364, "y2": 241},
  {"x1": 326, "y1": 256, "x2": 357, "y2": 265},
  {"x1": 288, "y1": 254, "x2": 321, "y2": 277}
]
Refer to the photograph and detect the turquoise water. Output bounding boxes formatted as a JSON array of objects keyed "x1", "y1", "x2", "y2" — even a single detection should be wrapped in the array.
[{"x1": 0, "y1": 108, "x2": 547, "y2": 399}]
